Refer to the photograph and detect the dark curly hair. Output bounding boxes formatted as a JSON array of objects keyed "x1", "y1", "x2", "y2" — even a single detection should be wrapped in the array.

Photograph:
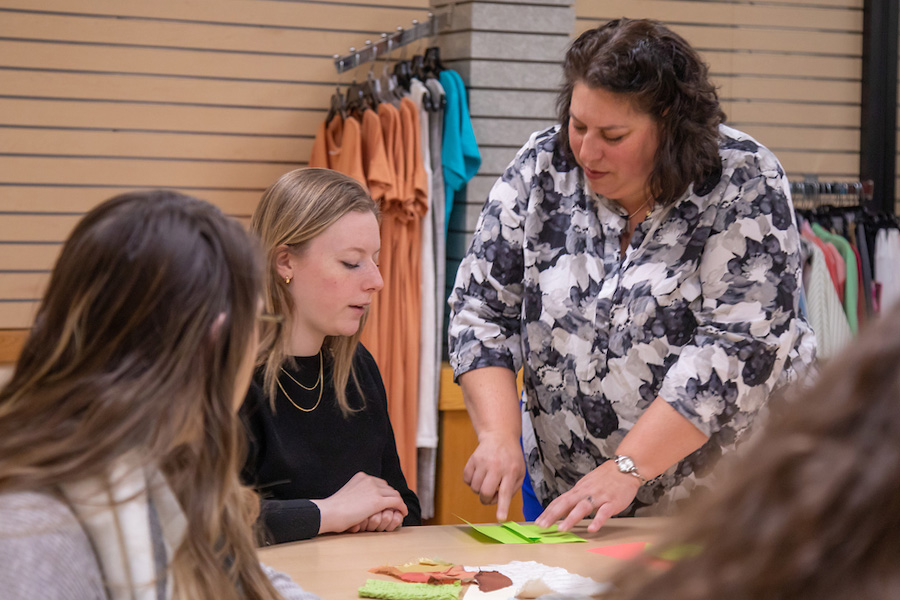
[{"x1": 557, "y1": 18, "x2": 726, "y2": 206}]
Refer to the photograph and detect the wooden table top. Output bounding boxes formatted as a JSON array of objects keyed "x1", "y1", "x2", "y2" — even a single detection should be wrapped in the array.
[{"x1": 259, "y1": 517, "x2": 670, "y2": 598}]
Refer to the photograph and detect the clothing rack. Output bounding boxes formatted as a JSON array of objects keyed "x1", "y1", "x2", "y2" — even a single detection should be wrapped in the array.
[
  {"x1": 333, "y1": 10, "x2": 452, "y2": 74},
  {"x1": 790, "y1": 178, "x2": 874, "y2": 210}
]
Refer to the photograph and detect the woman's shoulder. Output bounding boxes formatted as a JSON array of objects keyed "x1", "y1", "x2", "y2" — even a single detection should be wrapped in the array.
[
  {"x1": 352, "y1": 343, "x2": 389, "y2": 405},
  {"x1": 717, "y1": 124, "x2": 784, "y2": 175},
  {"x1": 0, "y1": 489, "x2": 81, "y2": 535},
  {"x1": 521, "y1": 125, "x2": 575, "y2": 166},
  {"x1": 501, "y1": 124, "x2": 580, "y2": 191},
  {"x1": 353, "y1": 343, "x2": 381, "y2": 379},
  {"x1": 0, "y1": 489, "x2": 106, "y2": 599}
]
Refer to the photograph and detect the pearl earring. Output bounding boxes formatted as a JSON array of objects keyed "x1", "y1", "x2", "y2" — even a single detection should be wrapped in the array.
[{"x1": 284, "y1": 275, "x2": 292, "y2": 284}]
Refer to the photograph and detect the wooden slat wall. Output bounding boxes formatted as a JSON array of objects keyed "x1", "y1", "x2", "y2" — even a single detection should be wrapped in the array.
[
  {"x1": 576, "y1": 0, "x2": 864, "y2": 186},
  {"x1": 0, "y1": 0, "x2": 877, "y2": 337},
  {"x1": 0, "y1": 0, "x2": 431, "y2": 336}
]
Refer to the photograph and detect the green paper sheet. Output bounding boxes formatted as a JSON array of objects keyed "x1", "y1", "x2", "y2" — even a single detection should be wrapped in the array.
[
  {"x1": 651, "y1": 543, "x2": 703, "y2": 561},
  {"x1": 461, "y1": 518, "x2": 586, "y2": 544}
]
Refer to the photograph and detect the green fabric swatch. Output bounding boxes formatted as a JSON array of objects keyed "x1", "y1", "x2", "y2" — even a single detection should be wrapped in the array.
[
  {"x1": 462, "y1": 518, "x2": 586, "y2": 544},
  {"x1": 358, "y1": 579, "x2": 461, "y2": 599}
]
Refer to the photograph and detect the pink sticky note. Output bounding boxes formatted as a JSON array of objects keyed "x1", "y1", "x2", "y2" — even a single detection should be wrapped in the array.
[{"x1": 588, "y1": 541, "x2": 649, "y2": 560}]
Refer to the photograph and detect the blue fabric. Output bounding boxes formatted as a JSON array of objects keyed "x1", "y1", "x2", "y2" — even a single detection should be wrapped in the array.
[
  {"x1": 520, "y1": 467, "x2": 543, "y2": 521},
  {"x1": 440, "y1": 70, "x2": 481, "y2": 231},
  {"x1": 519, "y1": 392, "x2": 543, "y2": 521},
  {"x1": 798, "y1": 287, "x2": 809, "y2": 322}
]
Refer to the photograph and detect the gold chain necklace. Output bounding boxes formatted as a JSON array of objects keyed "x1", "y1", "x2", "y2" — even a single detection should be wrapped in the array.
[
  {"x1": 276, "y1": 350, "x2": 323, "y2": 412},
  {"x1": 627, "y1": 199, "x2": 652, "y2": 220}
]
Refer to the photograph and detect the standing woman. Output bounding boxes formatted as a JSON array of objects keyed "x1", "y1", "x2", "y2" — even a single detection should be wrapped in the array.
[
  {"x1": 449, "y1": 18, "x2": 816, "y2": 529},
  {"x1": 0, "y1": 191, "x2": 315, "y2": 599},
  {"x1": 242, "y1": 168, "x2": 420, "y2": 544}
]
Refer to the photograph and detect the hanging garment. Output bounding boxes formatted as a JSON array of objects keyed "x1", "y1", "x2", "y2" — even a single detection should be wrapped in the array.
[
  {"x1": 420, "y1": 76, "x2": 447, "y2": 521},
  {"x1": 812, "y1": 223, "x2": 858, "y2": 334},
  {"x1": 439, "y1": 69, "x2": 481, "y2": 231},
  {"x1": 410, "y1": 77, "x2": 439, "y2": 520},
  {"x1": 874, "y1": 228, "x2": 900, "y2": 314},
  {"x1": 424, "y1": 78, "x2": 448, "y2": 342},
  {"x1": 309, "y1": 115, "x2": 366, "y2": 188},
  {"x1": 360, "y1": 103, "x2": 405, "y2": 366},
  {"x1": 802, "y1": 239, "x2": 852, "y2": 359},
  {"x1": 849, "y1": 243, "x2": 866, "y2": 329},
  {"x1": 356, "y1": 108, "x2": 396, "y2": 365},
  {"x1": 367, "y1": 97, "x2": 427, "y2": 491},
  {"x1": 360, "y1": 108, "x2": 395, "y2": 203},
  {"x1": 801, "y1": 222, "x2": 842, "y2": 302},
  {"x1": 361, "y1": 102, "x2": 401, "y2": 386},
  {"x1": 856, "y1": 221, "x2": 875, "y2": 318}
]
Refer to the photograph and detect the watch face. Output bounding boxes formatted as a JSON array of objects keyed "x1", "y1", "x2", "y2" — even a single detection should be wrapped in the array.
[{"x1": 617, "y1": 456, "x2": 636, "y2": 472}]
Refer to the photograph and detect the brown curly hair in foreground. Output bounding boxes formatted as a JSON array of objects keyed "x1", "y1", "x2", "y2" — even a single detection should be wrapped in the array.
[{"x1": 611, "y1": 304, "x2": 900, "y2": 600}]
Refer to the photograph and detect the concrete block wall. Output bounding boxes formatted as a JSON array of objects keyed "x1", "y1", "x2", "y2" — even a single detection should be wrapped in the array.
[{"x1": 431, "y1": 0, "x2": 575, "y2": 331}]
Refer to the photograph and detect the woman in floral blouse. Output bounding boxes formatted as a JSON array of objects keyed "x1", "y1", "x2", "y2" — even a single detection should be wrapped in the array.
[{"x1": 448, "y1": 18, "x2": 816, "y2": 531}]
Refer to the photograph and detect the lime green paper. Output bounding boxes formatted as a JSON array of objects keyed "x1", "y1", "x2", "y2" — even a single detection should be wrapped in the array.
[
  {"x1": 651, "y1": 543, "x2": 703, "y2": 561},
  {"x1": 461, "y1": 518, "x2": 586, "y2": 544}
]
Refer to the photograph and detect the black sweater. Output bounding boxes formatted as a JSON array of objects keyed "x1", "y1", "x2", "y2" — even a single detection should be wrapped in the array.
[{"x1": 240, "y1": 344, "x2": 421, "y2": 544}]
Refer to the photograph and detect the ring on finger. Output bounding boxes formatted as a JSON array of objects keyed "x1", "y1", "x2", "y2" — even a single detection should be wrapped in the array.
[{"x1": 585, "y1": 495, "x2": 595, "y2": 507}]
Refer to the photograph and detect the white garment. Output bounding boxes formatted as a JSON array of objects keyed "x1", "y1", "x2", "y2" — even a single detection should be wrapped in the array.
[
  {"x1": 410, "y1": 77, "x2": 439, "y2": 521},
  {"x1": 874, "y1": 228, "x2": 900, "y2": 314},
  {"x1": 803, "y1": 239, "x2": 852, "y2": 360},
  {"x1": 410, "y1": 78, "x2": 439, "y2": 452}
]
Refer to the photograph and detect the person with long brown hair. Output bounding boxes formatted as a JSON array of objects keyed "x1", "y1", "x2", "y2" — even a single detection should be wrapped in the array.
[
  {"x1": 448, "y1": 17, "x2": 815, "y2": 528},
  {"x1": 0, "y1": 191, "x2": 317, "y2": 599},
  {"x1": 241, "y1": 167, "x2": 420, "y2": 544},
  {"x1": 611, "y1": 303, "x2": 900, "y2": 600}
]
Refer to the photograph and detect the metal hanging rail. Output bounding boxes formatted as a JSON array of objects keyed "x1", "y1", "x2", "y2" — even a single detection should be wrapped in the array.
[
  {"x1": 333, "y1": 10, "x2": 451, "y2": 74},
  {"x1": 790, "y1": 178, "x2": 875, "y2": 209}
]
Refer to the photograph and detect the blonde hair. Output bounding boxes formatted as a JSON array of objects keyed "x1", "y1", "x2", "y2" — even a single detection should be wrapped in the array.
[
  {"x1": 0, "y1": 191, "x2": 281, "y2": 600},
  {"x1": 251, "y1": 167, "x2": 380, "y2": 417}
]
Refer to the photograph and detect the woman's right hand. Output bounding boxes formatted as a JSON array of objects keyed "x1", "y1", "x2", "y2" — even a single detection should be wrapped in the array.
[
  {"x1": 463, "y1": 435, "x2": 526, "y2": 522},
  {"x1": 312, "y1": 471, "x2": 407, "y2": 534},
  {"x1": 458, "y1": 367, "x2": 525, "y2": 522}
]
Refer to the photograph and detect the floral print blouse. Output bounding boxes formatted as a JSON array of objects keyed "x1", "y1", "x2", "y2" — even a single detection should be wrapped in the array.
[{"x1": 448, "y1": 124, "x2": 816, "y2": 514}]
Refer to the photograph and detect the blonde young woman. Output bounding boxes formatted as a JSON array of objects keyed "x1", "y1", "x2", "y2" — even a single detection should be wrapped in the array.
[
  {"x1": 0, "y1": 191, "x2": 316, "y2": 600},
  {"x1": 241, "y1": 168, "x2": 420, "y2": 544}
]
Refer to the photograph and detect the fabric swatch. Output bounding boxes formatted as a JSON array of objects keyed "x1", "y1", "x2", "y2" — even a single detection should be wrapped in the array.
[{"x1": 358, "y1": 579, "x2": 461, "y2": 599}]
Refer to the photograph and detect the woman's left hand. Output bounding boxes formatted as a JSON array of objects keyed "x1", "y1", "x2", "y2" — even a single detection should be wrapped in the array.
[{"x1": 534, "y1": 459, "x2": 642, "y2": 533}]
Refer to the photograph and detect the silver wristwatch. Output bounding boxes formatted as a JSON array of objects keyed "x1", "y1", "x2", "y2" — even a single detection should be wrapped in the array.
[{"x1": 614, "y1": 455, "x2": 646, "y2": 483}]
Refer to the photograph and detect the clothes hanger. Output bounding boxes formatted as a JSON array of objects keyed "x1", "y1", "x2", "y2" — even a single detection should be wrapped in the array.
[
  {"x1": 379, "y1": 30, "x2": 405, "y2": 105},
  {"x1": 326, "y1": 55, "x2": 347, "y2": 124},
  {"x1": 343, "y1": 48, "x2": 369, "y2": 118},
  {"x1": 423, "y1": 46, "x2": 444, "y2": 76},
  {"x1": 393, "y1": 59, "x2": 412, "y2": 92},
  {"x1": 422, "y1": 34, "x2": 447, "y2": 112},
  {"x1": 354, "y1": 41, "x2": 379, "y2": 114}
]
